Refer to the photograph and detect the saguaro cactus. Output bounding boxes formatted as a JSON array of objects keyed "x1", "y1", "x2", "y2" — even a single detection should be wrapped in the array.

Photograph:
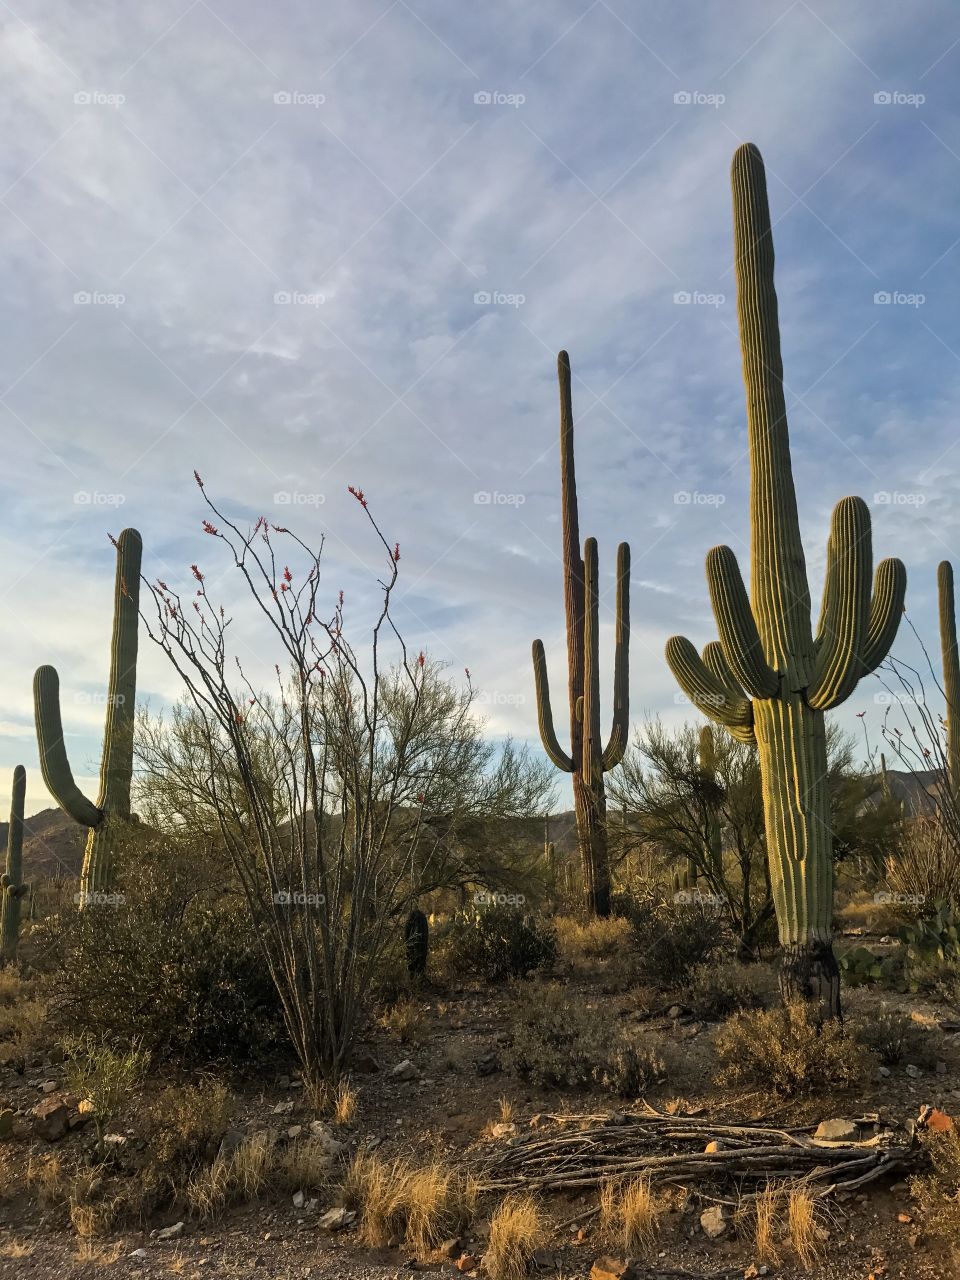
[
  {"x1": 1, "y1": 766, "x2": 28, "y2": 962},
  {"x1": 699, "y1": 726, "x2": 721, "y2": 879},
  {"x1": 938, "y1": 562, "x2": 960, "y2": 792},
  {"x1": 34, "y1": 529, "x2": 141, "y2": 904},
  {"x1": 532, "y1": 353, "x2": 630, "y2": 917},
  {"x1": 666, "y1": 146, "x2": 905, "y2": 1016}
]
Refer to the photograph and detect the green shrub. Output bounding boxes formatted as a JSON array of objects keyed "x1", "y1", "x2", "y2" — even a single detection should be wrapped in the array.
[
  {"x1": 687, "y1": 960, "x2": 776, "y2": 1020},
  {"x1": 502, "y1": 983, "x2": 666, "y2": 1093},
  {"x1": 46, "y1": 854, "x2": 286, "y2": 1068},
  {"x1": 854, "y1": 1005, "x2": 944, "y2": 1067},
  {"x1": 622, "y1": 892, "x2": 727, "y2": 982},
  {"x1": 714, "y1": 1001, "x2": 866, "y2": 1096},
  {"x1": 912, "y1": 1128, "x2": 960, "y2": 1240},
  {"x1": 440, "y1": 905, "x2": 556, "y2": 982}
]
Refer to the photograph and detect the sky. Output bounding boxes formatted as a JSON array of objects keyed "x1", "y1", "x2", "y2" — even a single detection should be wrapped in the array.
[{"x1": 1, "y1": 1, "x2": 959, "y2": 815}]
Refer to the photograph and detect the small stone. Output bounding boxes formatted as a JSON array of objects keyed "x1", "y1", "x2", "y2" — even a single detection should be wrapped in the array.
[
  {"x1": 905, "y1": 1064, "x2": 921, "y2": 1078},
  {"x1": 589, "y1": 1259, "x2": 641, "y2": 1280},
  {"x1": 352, "y1": 1052, "x2": 380, "y2": 1074},
  {"x1": 937, "y1": 1061, "x2": 948, "y2": 1074},
  {"x1": 700, "y1": 1205, "x2": 729, "y2": 1239},
  {"x1": 0, "y1": 1109, "x2": 14, "y2": 1138},
  {"x1": 878, "y1": 1066, "x2": 891, "y2": 1078},
  {"x1": 308, "y1": 1120, "x2": 345, "y2": 1157},
  {"x1": 154, "y1": 1221, "x2": 185, "y2": 1241},
  {"x1": 129, "y1": 1248, "x2": 149, "y2": 1260},
  {"x1": 38, "y1": 1079, "x2": 57, "y2": 1094},
  {"x1": 32, "y1": 1097, "x2": 69, "y2": 1142},
  {"x1": 813, "y1": 1118, "x2": 860, "y2": 1143},
  {"x1": 287, "y1": 1125, "x2": 304, "y2": 1140},
  {"x1": 490, "y1": 1122, "x2": 515, "y2": 1139},
  {"x1": 273, "y1": 1100, "x2": 295, "y2": 1114},
  {"x1": 390, "y1": 1059, "x2": 419, "y2": 1082},
  {"x1": 456, "y1": 1256, "x2": 478, "y2": 1273},
  {"x1": 216, "y1": 1128, "x2": 245, "y2": 1162},
  {"x1": 278, "y1": 1074, "x2": 291, "y2": 1088},
  {"x1": 667, "y1": 1005, "x2": 681, "y2": 1019},
  {"x1": 317, "y1": 1207, "x2": 355, "y2": 1232},
  {"x1": 292, "y1": 1190, "x2": 306, "y2": 1209},
  {"x1": 898, "y1": 1212, "x2": 913, "y2": 1224}
]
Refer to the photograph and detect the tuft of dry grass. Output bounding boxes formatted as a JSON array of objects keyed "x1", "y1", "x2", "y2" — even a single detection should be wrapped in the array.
[
  {"x1": 26, "y1": 1154, "x2": 67, "y2": 1208},
  {"x1": 749, "y1": 1183, "x2": 784, "y2": 1264},
  {"x1": 274, "y1": 1136, "x2": 337, "y2": 1193},
  {"x1": 333, "y1": 1081, "x2": 358, "y2": 1126},
  {"x1": 73, "y1": 1238, "x2": 122, "y2": 1267},
  {"x1": 340, "y1": 1152, "x2": 477, "y2": 1256},
  {"x1": 0, "y1": 1240, "x2": 33, "y2": 1259},
  {"x1": 554, "y1": 915, "x2": 631, "y2": 963},
  {"x1": 379, "y1": 996, "x2": 424, "y2": 1044},
  {"x1": 485, "y1": 1194, "x2": 544, "y2": 1280},
  {"x1": 186, "y1": 1132, "x2": 272, "y2": 1220},
  {"x1": 599, "y1": 1174, "x2": 663, "y2": 1254},
  {"x1": 787, "y1": 1187, "x2": 822, "y2": 1268}
]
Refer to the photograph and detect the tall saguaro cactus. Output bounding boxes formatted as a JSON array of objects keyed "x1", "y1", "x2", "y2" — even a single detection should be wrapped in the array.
[
  {"x1": 1, "y1": 766, "x2": 27, "y2": 962},
  {"x1": 34, "y1": 529, "x2": 141, "y2": 903},
  {"x1": 666, "y1": 146, "x2": 905, "y2": 1016},
  {"x1": 532, "y1": 352, "x2": 631, "y2": 917},
  {"x1": 938, "y1": 561, "x2": 960, "y2": 792}
]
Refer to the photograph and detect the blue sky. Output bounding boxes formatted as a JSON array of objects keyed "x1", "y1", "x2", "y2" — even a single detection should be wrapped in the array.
[{"x1": 2, "y1": 1, "x2": 959, "y2": 813}]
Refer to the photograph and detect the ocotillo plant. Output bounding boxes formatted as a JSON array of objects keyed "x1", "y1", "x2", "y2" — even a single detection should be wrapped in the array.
[
  {"x1": 666, "y1": 145, "x2": 905, "y2": 1016},
  {"x1": 533, "y1": 353, "x2": 630, "y2": 917},
  {"x1": 939, "y1": 561, "x2": 960, "y2": 792},
  {"x1": 34, "y1": 529, "x2": 141, "y2": 904},
  {"x1": 1, "y1": 766, "x2": 27, "y2": 962}
]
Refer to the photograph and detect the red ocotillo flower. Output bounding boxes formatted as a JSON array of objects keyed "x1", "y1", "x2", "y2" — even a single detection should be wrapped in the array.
[
  {"x1": 274, "y1": 525, "x2": 289, "y2": 534},
  {"x1": 393, "y1": 543, "x2": 400, "y2": 562},
  {"x1": 202, "y1": 520, "x2": 218, "y2": 535},
  {"x1": 108, "y1": 532, "x2": 118, "y2": 548},
  {"x1": 417, "y1": 651, "x2": 425, "y2": 668},
  {"x1": 348, "y1": 485, "x2": 367, "y2": 508},
  {"x1": 283, "y1": 566, "x2": 293, "y2": 583},
  {"x1": 191, "y1": 564, "x2": 204, "y2": 582},
  {"x1": 194, "y1": 470, "x2": 204, "y2": 488}
]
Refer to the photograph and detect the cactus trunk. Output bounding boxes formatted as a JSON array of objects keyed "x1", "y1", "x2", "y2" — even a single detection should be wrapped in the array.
[
  {"x1": 1, "y1": 766, "x2": 27, "y2": 964},
  {"x1": 939, "y1": 562, "x2": 960, "y2": 793},
  {"x1": 665, "y1": 145, "x2": 905, "y2": 1017}
]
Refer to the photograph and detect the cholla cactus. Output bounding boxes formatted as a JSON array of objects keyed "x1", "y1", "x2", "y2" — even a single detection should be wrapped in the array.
[
  {"x1": 939, "y1": 561, "x2": 960, "y2": 792},
  {"x1": 532, "y1": 353, "x2": 630, "y2": 916},
  {"x1": 34, "y1": 529, "x2": 141, "y2": 904},
  {"x1": 1, "y1": 766, "x2": 27, "y2": 962},
  {"x1": 666, "y1": 145, "x2": 905, "y2": 1015}
]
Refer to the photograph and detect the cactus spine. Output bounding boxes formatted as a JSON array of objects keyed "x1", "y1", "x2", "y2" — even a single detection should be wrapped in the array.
[
  {"x1": 34, "y1": 529, "x2": 141, "y2": 904},
  {"x1": 938, "y1": 561, "x2": 960, "y2": 792},
  {"x1": 1, "y1": 766, "x2": 27, "y2": 962},
  {"x1": 533, "y1": 352, "x2": 630, "y2": 917},
  {"x1": 665, "y1": 146, "x2": 906, "y2": 1016}
]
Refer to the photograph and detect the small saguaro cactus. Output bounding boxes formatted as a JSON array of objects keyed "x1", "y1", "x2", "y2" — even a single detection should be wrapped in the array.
[
  {"x1": 1, "y1": 766, "x2": 28, "y2": 963},
  {"x1": 532, "y1": 352, "x2": 630, "y2": 917},
  {"x1": 665, "y1": 145, "x2": 906, "y2": 1017},
  {"x1": 939, "y1": 561, "x2": 960, "y2": 792},
  {"x1": 34, "y1": 529, "x2": 141, "y2": 905}
]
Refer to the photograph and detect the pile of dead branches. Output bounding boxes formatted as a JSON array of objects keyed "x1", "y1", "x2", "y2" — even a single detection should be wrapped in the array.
[{"x1": 478, "y1": 1106, "x2": 917, "y2": 1200}]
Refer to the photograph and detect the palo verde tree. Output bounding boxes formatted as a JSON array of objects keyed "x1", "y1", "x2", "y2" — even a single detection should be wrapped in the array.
[
  {"x1": 532, "y1": 351, "x2": 630, "y2": 917},
  {"x1": 666, "y1": 145, "x2": 905, "y2": 1016}
]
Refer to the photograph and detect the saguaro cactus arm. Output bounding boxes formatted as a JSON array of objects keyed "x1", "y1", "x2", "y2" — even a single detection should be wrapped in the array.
[
  {"x1": 532, "y1": 640, "x2": 574, "y2": 772},
  {"x1": 602, "y1": 541, "x2": 631, "y2": 770},
  {"x1": 706, "y1": 545, "x2": 778, "y2": 698},
  {"x1": 807, "y1": 497, "x2": 872, "y2": 710},
  {"x1": 665, "y1": 636, "x2": 754, "y2": 732},
  {"x1": 33, "y1": 666, "x2": 102, "y2": 827},
  {"x1": 861, "y1": 558, "x2": 907, "y2": 675}
]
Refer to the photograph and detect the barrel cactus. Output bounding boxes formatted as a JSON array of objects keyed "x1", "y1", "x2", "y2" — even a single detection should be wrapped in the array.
[
  {"x1": 666, "y1": 145, "x2": 905, "y2": 1016},
  {"x1": 532, "y1": 352, "x2": 631, "y2": 917},
  {"x1": 1, "y1": 766, "x2": 28, "y2": 962},
  {"x1": 34, "y1": 529, "x2": 141, "y2": 904}
]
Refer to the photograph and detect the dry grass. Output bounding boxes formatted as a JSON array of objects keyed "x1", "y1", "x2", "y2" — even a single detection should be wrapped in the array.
[
  {"x1": 186, "y1": 1132, "x2": 272, "y2": 1220},
  {"x1": 0, "y1": 1240, "x2": 33, "y2": 1259},
  {"x1": 750, "y1": 1183, "x2": 784, "y2": 1264},
  {"x1": 554, "y1": 915, "x2": 631, "y2": 963},
  {"x1": 485, "y1": 1194, "x2": 544, "y2": 1280},
  {"x1": 274, "y1": 1136, "x2": 337, "y2": 1193},
  {"x1": 73, "y1": 1238, "x2": 122, "y2": 1266},
  {"x1": 333, "y1": 1081, "x2": 358, "y2": 1126},
  {"x1": 599, "y1": 1174, "x2": 663, "y2": 1254},
  {"x1": 379, "y1": 996, "x2": 424, "y2": 1044},
  {"x1": 340, "y1": 1152, "x2": 478, "y2": 1256},
  {"x1": 788, "y1": 1187, "x2": 822, "y2": 1268},
  {"x1": 26, "y1": 1154, "x2": 67, "y2": 1208}
]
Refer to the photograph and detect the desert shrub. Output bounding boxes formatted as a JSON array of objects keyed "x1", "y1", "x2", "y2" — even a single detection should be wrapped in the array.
[
  {"x1": 912, "y1": 1127, "x2": 960, "y2": 1239},
  {"x1": 687, "y1": 960, "x2": 776, "y2": 1019},
  {"x1": 62, "y1": 1037, "x2": 150, "y2": 1156},
  {"x1": 340, "y1": 1153, "x2": 477, "y2": 1256},
  {"x1": 0, "y1": 970, "x2": 50, "y2": 1059},
  {"x1": 379, "y1": 996, "x2": 424, "y2": 1044},
  {"x1": 714, "y1": 1001, "x2": 866, "y2": 1096},
  {"x1": 554, "y1": 915, "x2": 631, "y2": 963},
  {"x1": 622, "y1": 892, "x2": 726, "y2": 982},
  {"x1": 854, "y1": 1005, "x2": 944, "y2": 1067},
  {"x1": 486, "y1": 1194, "x2": 544, "y2": 1280},
  {"x1": 186, "y1": 1132, "x2": 274, "y2": 1219},
  {"x1": 440, "y1": 906, "x2": 556, "y2": 982},
  {"x1": 46, "y1": 855, "x2": 286, "y2": 1068},
  {"x1": 502, "y1": 983, "x2": 666, "y2": 1093},
  {"x1": 141, "y1": 1079, "x2": 234, "y2": 1183},
  {"x1": 599, "y1": 1173, "x2": 665, "y2": 1255}
]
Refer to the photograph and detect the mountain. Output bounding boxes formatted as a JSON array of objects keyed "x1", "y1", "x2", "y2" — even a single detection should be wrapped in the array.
[{"x1": 0, "y1": 807, "x2": 85, "y2": 879}]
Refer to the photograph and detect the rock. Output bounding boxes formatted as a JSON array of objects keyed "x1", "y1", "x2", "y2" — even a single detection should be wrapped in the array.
[
  {"x1": 287, "y1": 1125, "x2": 304, "y2": 1140},
  {"x1": 667, "y1": 1005, "x2": 681, "y2": 1019},
  {"x1": 704, "y1": 1139, "x2": 725, "y2": 1153},
  {"x1": 391, "y1": 1059, "x2": 419, "y2": 1082},
  {"x1": 273, "y1": 1100, "x2": 295, "y2": 1115},
  {"x1": 292, "y1": 1190, "x2": 305, "y2": 1209},
  {"x1": 474, "y1": 1049, "x2": 499, "y2": 1077},
  {"x1": 317, "y1": 1207, "x2": 355, "y2": 1232},
  {"x1": 878, "y1": 1066, "x2": 891, "y2": 1078},
  {"x1": 0, "y1": 1109, "x2": 14, "y2": 1138},
  {"x1": 439, "y1": 1239, "x2": 463, "y2": 1259},
  {"x1": 590, "y1": 1259, "x2": 641, "y2": 1280},
  {"x1": 129, "y1": 1248, "x2": 149, "y2": 1260},
  {"x1": 308, "y1": 1120, "x2": 345, "y2": 1156},
  {"x1": 700, "y1": 1205, "x2": 729, "y2": 1239},
  {"x1": 938, "y1": 1060, "x2": 948, "y2": 1074},
  {"x1": 456, "y1": 1256, "x2": 478, "y2": 1273},
  {"x1": 352, "y1": 1052, "x2": 380, "y2": 1074},
  {"x1": 490, "y1": 1122, "x2": 515, "y2": 1139},
  {"x1": 103, "y1": 1133, "x2": 127, "y2": 1148},
  {"x1": 926, "y1": 1109, "x2": 955, "y2": 1133},
  {"x1": 906, "y1": 1063, "x2": 921, "y2": 1078},
  {"x1": 154, "y1": 1221, "x2": 185, "y2": 1241},
  {"x1": 216, "y1": 1128, "x2": 245, "y2": 1162},
  {"x1": 77, "y1": 1098, "x2": 96, "y2": 1115},
  {"x1": 38, "y1": 1079, "x2": 57, "y2": 1094},
  {"x1": 813, "y1": 1118, "x2": 860, "y2": 1143},
  {"x1": 32, "y1": 1097, "x2": 69, "y2": 1142},
  {"x1": 532, "y1": 1249, "x2": 558, "y2": 1269}
]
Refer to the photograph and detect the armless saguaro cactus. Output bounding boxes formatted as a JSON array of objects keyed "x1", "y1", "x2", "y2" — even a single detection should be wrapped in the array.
[
  {"x1": 666, "y1": 146, "x2": 905, "y2": 1016},
  {"x1": 1, "y1": 766, "x2": 27, "y2": 962},
  {"x1": 938, "y1": 562, "x2": 960, "y2": 792},
  {"x1": 34, "y1": 529, "x2": 141, "y2": 904},
  {"x1": 532, "y1": 353, "x2": 630, "y2": 917}
]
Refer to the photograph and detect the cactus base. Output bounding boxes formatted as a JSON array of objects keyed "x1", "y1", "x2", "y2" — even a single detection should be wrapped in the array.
[{"x1": 778, "y1": 942, "x2": 841, "y2": 1019}]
